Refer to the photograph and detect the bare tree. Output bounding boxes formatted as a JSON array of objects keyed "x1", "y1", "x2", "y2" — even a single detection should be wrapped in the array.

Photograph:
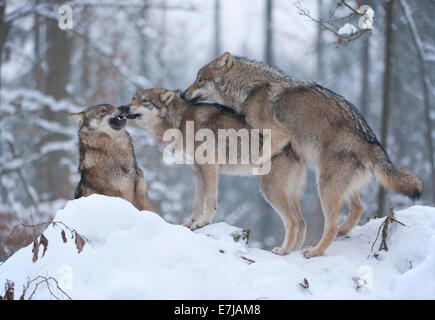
[
  {"x1": 41, "y1": 0, "x2": 73, "y2": 200},
  {"x1": 214, "y1": 0, "x2": 221, "y2": 58},
  {"x1": 377, "y1": 0, "x2": 395, "y2": 217},
  {"x1": 265, "y1": 0, "x2": 273, "y2": 65},
  {"x1": 0, "y1": 0, "x2": 6, "y2": 93},
  {"x1": 399, "y1": 0, "x2": 435, "y2": 204},
  {"x1": 359, "y1": 34, "x2": 370, "y2": 117},
  {"x1": 316, "y1": 0, "x2": 324, "y2": 82}
]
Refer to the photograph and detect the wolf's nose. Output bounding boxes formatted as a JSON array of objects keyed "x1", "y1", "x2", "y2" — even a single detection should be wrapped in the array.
[{"x1": 118, "y1": 105, "x2": 130, "y2": 114}]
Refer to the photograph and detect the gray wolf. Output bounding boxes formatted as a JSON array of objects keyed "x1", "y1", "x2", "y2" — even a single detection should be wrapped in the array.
[
  {"x1": 114, "y1": 89, "x2": 307, "y2": 254},
  {"x1": 183, "y1": 52, "x2": 423, "y2": 258},
  {"x1": 71, "y1": 104, "x2": 154, "y2": 212}
]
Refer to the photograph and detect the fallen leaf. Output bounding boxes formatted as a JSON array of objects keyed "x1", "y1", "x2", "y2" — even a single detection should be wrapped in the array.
[
  {"x1": 61, "y1": 230, "x2": 67, "y2": 243},
  {"x1": 75, "y1": 234, "x2": 86, "y2": 253},
  {"x1": 39, "y1": 234, "x2": 48, "y2": 257},
  {"x1": 32, "y1": 239, "x2": 39, "y2": 263}
]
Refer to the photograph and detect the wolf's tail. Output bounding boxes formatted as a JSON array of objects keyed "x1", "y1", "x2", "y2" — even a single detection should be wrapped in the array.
[{"x1": 373, "y1": 146, "x2": 423, "y2": 200}]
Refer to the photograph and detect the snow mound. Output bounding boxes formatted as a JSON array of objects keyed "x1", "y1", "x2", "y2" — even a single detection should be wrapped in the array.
[{"x1": 1, "y1": 195, "x2": 434, "y2": 299}]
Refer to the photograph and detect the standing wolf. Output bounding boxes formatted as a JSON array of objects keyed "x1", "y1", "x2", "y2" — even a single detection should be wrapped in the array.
[
  {"x1": 71, "y1": 104, "x2": 154, "y2": 212},
  {"x1": 114, "y1": 89, "x2": 307, "y2": 254},
  {"x1": 183, "y1": 52, "x2": 423, "y2": 258}
]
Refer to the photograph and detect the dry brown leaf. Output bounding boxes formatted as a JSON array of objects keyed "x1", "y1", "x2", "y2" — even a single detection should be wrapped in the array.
[
  {"x1": 32, "y1": 239, "x2": 39, "y2": 263},
  {"x1": 75, "y1": 233, "x2": 86, "y2": 253},
  {"x1": 39, "y1": 234, "x2": 48, "y2": 257},
  {"x1": 61, "y1": 230, "x2": 67, "y2": 243}
]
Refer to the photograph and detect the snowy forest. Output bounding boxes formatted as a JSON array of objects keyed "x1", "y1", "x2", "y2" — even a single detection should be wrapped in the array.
[{"x1": 0, "y1": 0, "x2": 434, "y2": 264}]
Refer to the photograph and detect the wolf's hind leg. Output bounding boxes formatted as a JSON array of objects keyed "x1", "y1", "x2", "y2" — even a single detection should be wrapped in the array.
[
  {"x1": 338, "y1": 192, "x2": 363, "y2": 237},
  {"x1": 292, "y1": 198, "x2": 306, "y2": 250},
  {"x1": 184, "y1": 165, "x2": 205, "y2": 228},
  {"x1": 302, "y1": 169, "x2": 344, "y2": 258},
  {"x1": 260, "y1": 175, "x2": 299, "y2": 255}
]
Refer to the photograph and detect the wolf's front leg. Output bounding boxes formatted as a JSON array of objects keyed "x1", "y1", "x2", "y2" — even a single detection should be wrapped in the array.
[
  {"x1": 190, "y1": 165, "x2": 218, "y2": 230},
  {"x1": 135, "y1": 177, "x2": 155, "y2": 212},
  {"x1": 183, "y1": 165, "x2": 205, "y2": 228}
]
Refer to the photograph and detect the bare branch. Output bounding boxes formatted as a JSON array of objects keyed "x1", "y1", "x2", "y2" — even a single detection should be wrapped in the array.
[
  {"x1": 20, "y1": 275, "x2": 72, "y2": 300},
  {"x1": 293, "y1": 0, "x2": 372, "y2": 45}
]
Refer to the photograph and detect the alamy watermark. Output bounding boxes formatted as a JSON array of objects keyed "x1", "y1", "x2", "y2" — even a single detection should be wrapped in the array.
[
  {"x1": 58, "y1": 265, "x2": 73, "y2": 290},
  {"x1": 58, "y1": 5, "x2": 73, "y2": 30},
  {"x1": 162, "y1": 121, "x2": 272, "y2": 175},
  {"x1": 354, "y1": 265, "x2": 373, "y2": 290}
]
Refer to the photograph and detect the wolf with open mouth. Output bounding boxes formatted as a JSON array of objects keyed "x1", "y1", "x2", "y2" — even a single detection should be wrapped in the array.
[{"x1": 71, "y1": 104, "x2": 154, "y2": 212}]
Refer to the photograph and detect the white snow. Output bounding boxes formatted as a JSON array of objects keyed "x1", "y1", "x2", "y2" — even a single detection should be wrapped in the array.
[
  {"x1": 1, "y1": 195, "x2": 434, "y2": 299},
  {"x1": 338, "y1": 23, "x2": 357, "y2": 36}
]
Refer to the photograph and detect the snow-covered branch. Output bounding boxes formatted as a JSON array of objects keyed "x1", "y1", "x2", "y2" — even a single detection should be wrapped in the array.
[{"x1": 293, "y1": 0, "x2": 374, "y2": 45}]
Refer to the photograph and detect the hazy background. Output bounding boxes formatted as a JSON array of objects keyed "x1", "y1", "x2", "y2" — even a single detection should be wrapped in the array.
[{"x1": 1, "y1": 0, "x2": 434, "y2": 261}]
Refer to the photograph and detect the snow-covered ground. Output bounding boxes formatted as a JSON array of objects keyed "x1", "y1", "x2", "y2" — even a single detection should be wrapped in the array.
[{"x1": 0, "y1": 195, "x2": 434, "y2": 299}]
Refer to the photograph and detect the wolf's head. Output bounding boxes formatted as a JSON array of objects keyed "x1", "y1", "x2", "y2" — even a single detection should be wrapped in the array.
[
  {"x1": 114, "y1": 88, "x2": 186, "y2": 124},
  {"x1": 183, "y1": 52, "x2": 236, "y2": 106},
  {"x1": 71, "y1": 104, "x2": 126, "y2": 135}
]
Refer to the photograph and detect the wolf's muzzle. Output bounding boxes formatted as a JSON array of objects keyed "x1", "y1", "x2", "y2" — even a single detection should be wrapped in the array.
[
  {"x1": 117, "y1": 105, "x2": 141, "y2": 119},
  {"x1": 118, "y1": 105, "x2": 131, "y2": 115}
]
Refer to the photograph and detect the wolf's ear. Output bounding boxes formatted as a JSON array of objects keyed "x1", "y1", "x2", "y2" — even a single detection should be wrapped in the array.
[
  {"x1": 70, "y1": 112, "x2": 84, "y2": 126},
  {"x1": 217, "y1": 51, "x2": 233, "y2": 70},
  {"x1": 160, "y1": 91, "x2": 175, "y2": 106}
]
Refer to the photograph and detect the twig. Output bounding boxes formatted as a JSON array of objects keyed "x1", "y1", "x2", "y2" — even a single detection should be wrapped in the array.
[
  {"x1": 20, "y1": 275, "x2": 72, "y2": 300},
  {"x1": 370, "y1": 208, "x2": 407, "y2": 254},
  {"x1": 240, "y1": 255, "x2": 255, "y2": 264},
  {"x1": 299, "y1": 278, "x2": 312, "y2": 295},
  {"x1": 1, "y1": 219, "x2": 91, "y2": 263}
]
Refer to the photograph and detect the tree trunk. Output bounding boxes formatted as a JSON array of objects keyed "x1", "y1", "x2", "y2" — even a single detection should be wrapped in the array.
[
  {"x1": 264, "y1": 0, "x2": 273, "y2": 66},
  {"x1": 398, "y1": 0, "x2": 435, "y2": 204},
  {"x1": 0, "y1": 1, "x2": 6, "y2": 93},
  {"x1": 157, "y1": 0, "x2": 167, "y2": 86},
  {"x1": 41, "y1": 0, "x2": 73, "y2": 200},
  {"x1": 82, "y1": 6, "x2": 90, "y2": 96},
  {"x1": 214, "y1": 0, "x2": 221, "y2": 58},
  {"x1": 359, "y1": 34, "x2": 370, "y2": 118},
  {"x1": 377, "y1": 0, "x2": 395, "y2": 217},
  {"x1": 33, "y1": 0, "x2": 44, "y2": 90},
  {"x1": 316, "y1": 0, "x2": 324, "y2": 82}
]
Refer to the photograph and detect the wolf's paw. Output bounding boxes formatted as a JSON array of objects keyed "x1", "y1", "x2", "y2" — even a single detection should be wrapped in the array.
[
  {"x1": 337, "y1": 228, "x2": 351, "y2": 238},
  {"x1": 271, "y1": 247, "x2": 289, "y2": 256},
  {"x1": 301, "y1": 246, "x2": 323, "y2": 259},
  {"x1": 182, "y1": 219, "x2": 194, "y2": 228},
  {"x1": 190, "y1": 220, "x2": 209, "y2": 230}
]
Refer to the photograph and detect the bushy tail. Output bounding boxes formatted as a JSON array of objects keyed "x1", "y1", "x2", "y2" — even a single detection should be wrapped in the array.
[{"x1": 373, "y1": 147, "x2": 423, "y2": 200}]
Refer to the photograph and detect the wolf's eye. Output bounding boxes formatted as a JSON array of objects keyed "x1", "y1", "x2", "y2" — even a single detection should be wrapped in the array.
[
  {"x1": 99, "y1": 109, "x2": 107, "y2": 115},
  {"x1": 197, "y1": 77, "x2": 204, "y2": 85},
  {"x1": 141, "y1": 99, "x2": 150, "y2": 105}
]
